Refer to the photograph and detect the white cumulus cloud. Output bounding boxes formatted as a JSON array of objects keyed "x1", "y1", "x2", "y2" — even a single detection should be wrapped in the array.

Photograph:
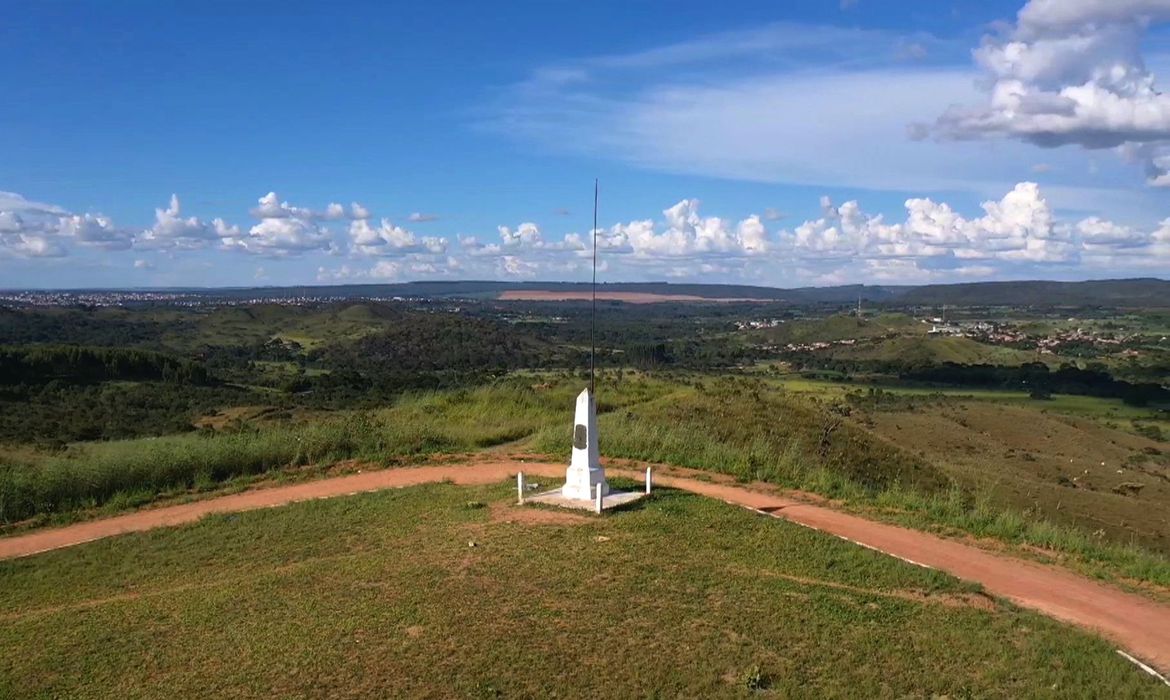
[
  {"x1": 349, "y1": 218, "x2": 447, "y2": 257},
  {"x1": 792, "y1": 180, "x2": 1170, "y2": 271},
  {"x1": 251, "y1": 192, "x2": 369, "y2": 221},
  {"x1": 604, "y1": 199, "x2": 771, "y2": 258},
  {"x1": 139, "y1": 195, "x2": 238, "y2": 249},
  {"x1": 0, "y1": 191, "x2": 132, "y2": 256},
  {"x1": 929, "y1": 0, "x2": 1170, "y2": 185},
  {"x1": 229, "y1": 217, "x2": 332, "y2": 257},
  {"x1": 499, "y1": 255, "x2": 539, "y2": 277}
]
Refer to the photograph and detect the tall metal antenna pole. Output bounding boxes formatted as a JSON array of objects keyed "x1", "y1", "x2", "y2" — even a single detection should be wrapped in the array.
[{"x1": 590, "y1": 179, "x2": 598, "y2": 395}]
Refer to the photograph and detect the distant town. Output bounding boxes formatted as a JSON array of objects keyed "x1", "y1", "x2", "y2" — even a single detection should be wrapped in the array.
[{"x1": 0, "y1": 289, "x2": 416, "y2": 309}]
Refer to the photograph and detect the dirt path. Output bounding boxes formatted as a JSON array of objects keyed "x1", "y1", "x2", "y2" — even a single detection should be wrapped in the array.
[{"x1": 3, "y1": 459, "x2": 1170, "y2": 677}]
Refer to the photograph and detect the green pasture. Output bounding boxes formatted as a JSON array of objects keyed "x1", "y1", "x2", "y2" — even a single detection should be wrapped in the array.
[{"x1": 1, "y1": 481, "x2": 1160, "y2": 698}]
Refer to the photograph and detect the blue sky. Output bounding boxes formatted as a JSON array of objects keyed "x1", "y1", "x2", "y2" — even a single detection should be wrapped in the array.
[{"x1": 2, "y1": 0, "x2": 1169, "y2": 288}]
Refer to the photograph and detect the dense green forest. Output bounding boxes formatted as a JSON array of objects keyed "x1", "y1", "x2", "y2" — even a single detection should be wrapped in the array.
[{"x1": 0, "y1": 346, "x2": 209, "y2": 385}]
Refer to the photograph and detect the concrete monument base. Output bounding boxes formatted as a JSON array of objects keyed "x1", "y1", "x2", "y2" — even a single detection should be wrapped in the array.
[
  {"x1": 519, "y1": 386, "x2": 651, "y2": 513},
  {"x1": 526, "y1": 487, "x2": 647, "y2": 512}
]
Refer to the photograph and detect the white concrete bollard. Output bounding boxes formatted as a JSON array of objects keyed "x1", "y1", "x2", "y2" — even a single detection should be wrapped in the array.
[
  {"x1": 645, "y1": 467, "x2": 652, "y2": 494},
  {"x1": 517, "y1": 472, "x2": 525, "y2": 504},
  {"x1": 595, "y1": 482, "x2": 603, "y2": 514}
]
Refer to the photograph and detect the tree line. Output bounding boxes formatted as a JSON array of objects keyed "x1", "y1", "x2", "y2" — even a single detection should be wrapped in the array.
[
  {"x1": 900, "y1": 362, "x2": 1170, "y2": 406},
  {"x1": 0, "y1": 346, "x2": 210, "y2": 386}
]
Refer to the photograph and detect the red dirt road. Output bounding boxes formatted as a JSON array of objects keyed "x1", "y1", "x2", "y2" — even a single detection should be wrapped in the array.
[{"x1": 3, "y1": 459, "x2": 1170, "y2": 676}]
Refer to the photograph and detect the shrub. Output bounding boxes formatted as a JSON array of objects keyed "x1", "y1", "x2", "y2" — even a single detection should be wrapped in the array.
[{"x1": 741, "y1": 665, "x2": 768, "y2": 691}]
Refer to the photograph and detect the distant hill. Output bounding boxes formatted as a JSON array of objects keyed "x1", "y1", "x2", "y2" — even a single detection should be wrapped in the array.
[
  {"x1": 761, "y1": 313, "x2": 922, "y2": 344},
  {"x1": 830, "y1": 335, "x2": 1041, "y2": 366},
  {"x1": 10, "y1": 278, "x2": 1169, "y2": 307},
  {"x1": 371, "y1": 278, "x2": 1168, "y2": 307},
  {"x1": 121, "y1": 281, "x2": 910, "y2": 303},
  {"x1": 895, "y1": 278, "x2": 1170, "y2": 307}
]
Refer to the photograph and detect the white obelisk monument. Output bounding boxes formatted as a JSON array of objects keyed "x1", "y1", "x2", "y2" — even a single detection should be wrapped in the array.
[
  {"x1": 563, "y1": 179, "x2": 608, "y2": 501},
  {"x1": 521, "y1": 181, "x2": 651, "y2": 511},
  {"x1": 562, "y1": 387, "x2": 609, "y2": 500}
]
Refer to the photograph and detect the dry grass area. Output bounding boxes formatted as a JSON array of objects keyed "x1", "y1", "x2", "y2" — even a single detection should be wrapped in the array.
[
  {"x1": 1, "y1": 480, "x2": 1161, "y2": 698},
  {"x1": 866, "y1": 401, "x2": 1170, "y2": 553}
]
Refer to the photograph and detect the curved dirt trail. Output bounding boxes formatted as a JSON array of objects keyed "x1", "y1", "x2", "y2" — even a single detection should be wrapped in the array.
[{"x1": 3, "y1": 459, "x2": 1170, "y2": 676}]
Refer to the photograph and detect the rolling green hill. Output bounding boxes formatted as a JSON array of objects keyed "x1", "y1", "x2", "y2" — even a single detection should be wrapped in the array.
[
  {"x1": 759, "y1": 313, "x2": 922, "y2": 344},
  {"x1": 830, "y1": 335, "x2": 1041, "y2": 365},
  {"x1": 897, "y1": 278, "x2": 1170, "y2": 307},
  {"x1": 1, "y1": 481, "x2": 1159, "y2": 697}
]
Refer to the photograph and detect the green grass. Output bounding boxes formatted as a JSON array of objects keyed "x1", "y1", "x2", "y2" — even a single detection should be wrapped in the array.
[
  {"x1": 0, "y1": 376, "x2": 672, "y2": 525},
  {"x1": 870, "y1": 484, "x2": 1170, "y2": 588},
  {"x1": 759, "y1": 312, "x2": 923, "y2": 344},
  {"x1": 829, "y1": 335, "x2": 1043, "y2": 366},
  {"x1": 251, "y1": 360, "x2": 331, "y2": 377},
  {"x1": 765, "y1": 374, "x2": 1169, "y2": 425},
  {"x1": 0, "y1": 415, "x2": 383, "y2": 523},
  {"x1": 527, "y1": 379, "x2": 1170, "y2": 590},
  {"x1": 0, "y1": 481, "x2": 1160, "y2": 698},
  {"x1": 4, "y1": 374, "x2": 1169, "y2": 593},
  {"x1": 532, "y1": 381, "x2": 949, "y2": 495}
]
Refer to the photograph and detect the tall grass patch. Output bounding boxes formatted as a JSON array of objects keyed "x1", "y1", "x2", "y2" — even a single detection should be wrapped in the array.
[
  {"x1": 0, "y1": 376, "x2": 673, "y2": 523},
  {"x1": 871, "y1": 484, "x2": 1170, "y2": 587},
  {"x1": 534, "y1": 380, "x2": 949, "y2": 496}
]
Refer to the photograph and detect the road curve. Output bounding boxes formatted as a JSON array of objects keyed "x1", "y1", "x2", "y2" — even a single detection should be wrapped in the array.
[{"x1": 2, "y1": 459, "x2": 1169, "y2": 676}]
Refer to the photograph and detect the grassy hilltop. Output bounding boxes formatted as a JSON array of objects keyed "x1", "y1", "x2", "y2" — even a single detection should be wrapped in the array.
[
  {"x1": 1, "y1": 481, "x2": 1159, "y2": 697},
  {"x1": 3, "y1": 372, "x2": 1168, "y2": 591}
]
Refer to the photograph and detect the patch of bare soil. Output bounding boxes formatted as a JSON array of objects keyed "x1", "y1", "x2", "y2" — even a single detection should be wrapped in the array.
[
  {"x1": 899, "y1": 590, "x2": 1000, "y2": 612},
  {"x1": 747, "y1": 567, "x2": 999, "y2": 611}
]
